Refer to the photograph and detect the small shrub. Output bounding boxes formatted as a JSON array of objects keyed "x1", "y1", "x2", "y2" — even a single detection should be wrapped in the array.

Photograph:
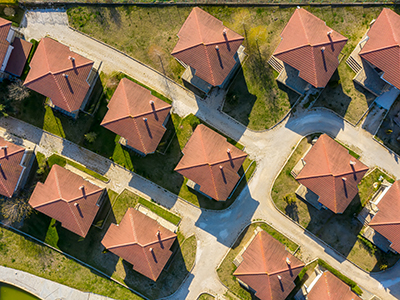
[
  {"x1": 380, "y1": 264, "x2": 388, "y2": 271},
  {"x1": 358, "y1": 234, "x2": 376, "y2": 255},
  {"x1": 284, "y1": 193, "x2": 296, "y2": 205},
  {"x1": 84, "y1": 132, "x2": 97, "y2": 143},
  {"x1": 4, "y1": 7, "x2": 15, "y2": 17}
]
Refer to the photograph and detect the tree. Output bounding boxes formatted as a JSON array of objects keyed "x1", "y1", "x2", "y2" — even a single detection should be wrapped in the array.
[
  {"x1": 1, "y1": 195, "x2": 33, "y2": 225},
  {"x1": 84, "y1": 132, "x2": 97, "y2": 143},
  {"x1": 8, "y1": 80, "x2": 30, "y2": 102}
]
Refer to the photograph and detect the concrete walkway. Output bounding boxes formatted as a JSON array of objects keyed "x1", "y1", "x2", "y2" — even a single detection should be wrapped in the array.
[
  {"x1": 0, "y1": 265, "x2": 113, "y2": 300},
  {"x1": 9, "y1": 8, "x2": 400, "y2": 300}
]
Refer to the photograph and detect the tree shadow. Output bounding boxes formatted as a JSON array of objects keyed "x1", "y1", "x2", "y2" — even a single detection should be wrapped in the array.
[{"x1": 376, "y1": 97, "x2": 400, "y2": 157}]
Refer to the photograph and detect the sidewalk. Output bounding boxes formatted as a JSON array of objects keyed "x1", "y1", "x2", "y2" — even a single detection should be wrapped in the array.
[{"x1": 0, "y1": 266, "x2": 114, "y2": 300}]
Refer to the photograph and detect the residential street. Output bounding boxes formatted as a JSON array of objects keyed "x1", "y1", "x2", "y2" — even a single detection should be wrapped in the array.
[{"x1": 7, "y1": 8, "x2": 400, "y2": 300}]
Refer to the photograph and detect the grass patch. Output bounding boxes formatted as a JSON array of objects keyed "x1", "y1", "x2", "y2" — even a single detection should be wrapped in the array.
[
  {"x1": 47, "y1": 154, "x2": 108, "y2": 182},
  {"x1": 271, "y1": 135, "x2": 400, "y2": 272},
  {"x1": 0, "y1": 4, "x2": 24, "y2": 26},
  {"x1": 198, "y1": 293, "x2": 215, "y2": 300},
  {"x1": 217, "y1": 222, "x2": 298, "y2": 300},
  {"x1": 317, "y1": 259, "x2": 362, "y2": 295},
  {"x1": 0, "y1": 226, "x2": 144, "y2": 300},
  {"x1": 138, "y1": 198, "x2": 181, "y2": 226}
]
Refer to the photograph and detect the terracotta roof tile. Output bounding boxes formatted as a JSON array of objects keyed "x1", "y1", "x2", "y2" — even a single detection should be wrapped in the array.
[
  {"x1": 5, "y1": 38, "x2": 32, "y2": 77},
  {"x1": 307, "y1": 271, "x2": 362, "y2": 300},
  {"x1": 24, "y1": 37, "x2": 94, "y2": 112},
  {"x1": 175, "y1": 124, "x2": 247, "y2": 201},
  {"x1": 369, "y1": 180, "x2": 400, "y2": 253},
  {"x1": 273, "y1": 8, "x2": 347, "y2": 88},
  {"x1": 0, "y1": 17, "x2": 11, "y2": 70},
  {"x1": 359, "y1": 8, "x2": 400, "y2": 90},
  {"x1": 296, "y1": 134, "x2": 368, "y2": 213},
  {"x1": 233, "y1": 231, "x2": 304, "y2": 300},
  {"x1": 101, "y1": 78, "x2": 171, "y2": 155},
  {"x1": 29, "y1": 165, "x2": 104, "y2": 237},
  {"x1": 101, "y1": 208, "x2": 177, "y2": 281},
  {"x1": 0, "y1": 137, "x2": 25, "y2": 198},
  {"x1": 171, "y1": 7, "x2": 244, "y2": 86}
]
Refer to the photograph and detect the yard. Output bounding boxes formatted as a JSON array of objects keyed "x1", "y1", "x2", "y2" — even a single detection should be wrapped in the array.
[
  {"x1": 375, "y1": 96, "x2": 400, "y2": 156},
  {"x1": 217, "y1": 222, "x2": 298, "y2": 300},
  {"x1": 271, "y1": 135, "x2": 399, "y2": 272},
  {"x1": 7, "y1": 162, "x2": 194, "y2": 300}
]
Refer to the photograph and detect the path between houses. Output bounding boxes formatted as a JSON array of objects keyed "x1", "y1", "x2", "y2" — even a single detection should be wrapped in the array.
[{"x1": 9, "y1": 8, "x2": 400, "y2": 300}]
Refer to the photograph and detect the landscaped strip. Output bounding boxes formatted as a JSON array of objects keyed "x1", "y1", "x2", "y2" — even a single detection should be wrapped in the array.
[
  {"x1": 217, "y1": 222, "x2": 298, "y2": 300},
  {"x1": 47, "y1": 154, "x2": 108, "y2": 182},
  {"x1": 138, "y1": 198, "x2": 181, "y2": 226}
]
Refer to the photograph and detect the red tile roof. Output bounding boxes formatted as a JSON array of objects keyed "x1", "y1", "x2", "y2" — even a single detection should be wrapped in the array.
[
  {"x1": 101, "y1": 208, "x2": 177, "y2": 281},
  {"x1": 0, "y1": 137, "x2": 25, "y2": 198},
  {"x1": 171, "y1": 7, "x2": 244, "y2": 86},
  {"x1": 359, "y1": 8, "x2": 400, "y2": 90},
  {"x1": 29, "y1": 165, "x2": 104, "y2": 237},
  {"x1": 0, "y1": 18, "x2": 11, "y2": 70},
  {"x1": 273, "y1": 8, "x2": 347, "y2": 88},
  {"x1": 101, "y1": 78, "x2": 171, "y2": 155},
  {"x1": 307, "y1": 271, "x2": 362, "y2": 300},
  {"x1": 296, "y1": 134, "x2": 368, "y2": 213},
  {"x1": 175, "y1": 124, "x2": 247, "y2": 201},
  {"x1": 233, "y1": 231, "x2": 304, "y2": 300},
  {"x1": 24, "y1": 37, "x2": 94, "y2": 113},
  {"x1": 370, "y1": 180, "x2": 400, "y2": 253},
  {"x1": 5, "y1": 38, "x2": 32, "y2": 77}
]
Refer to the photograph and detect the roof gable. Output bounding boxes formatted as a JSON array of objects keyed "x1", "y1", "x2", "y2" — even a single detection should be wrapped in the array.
[
  {"x1": 359, "y1": 9, "x2": 400, "y2": 89},
  {"x1": 24, "y1": 37, "x2": 94, "y2": 112},
  {"x1": 307, "y1": 271, "x2": 362, "y2": 300},
  {"x1": 0, "y1": 137, "x2": 25, "y2": 198},
  {"x1": 171, "y1": 7, "x2": 244, "y2": 86},
  {"x1": 273, "y1": 8, "x2": 347, "y2": 88},
  {"x1": 101, "y1": 208, "x2": 177, "y2": 281},
  {"x1": 0, "y1": 17, "x2": 11, "y2": 70},
  {"x1": 234, "y1": 231, "x2": 304, "y2": 300},
  {"x1": 29, "y1": 165, "x2": 104, "y2": 237},
  {"x1": 296, "y1": 134, "x2": 369, "y2": 213},
  {"x1": 175, "y1": 124, "x2": 247, "y2": 200},
  {"x1": 101, "y1": 78, "x2": 171, "y2": 155},
  {"x1": 370, "y1": 180, "x2": 400, "y2": 252}
]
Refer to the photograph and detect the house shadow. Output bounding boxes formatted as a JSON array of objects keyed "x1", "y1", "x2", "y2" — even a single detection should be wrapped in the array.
[
  {"x1": 194, "y1": 185, "x2": 259, "y2": 246},
  {"x1": 121, "y1": 237, "x2": 194, "y2": 299}
]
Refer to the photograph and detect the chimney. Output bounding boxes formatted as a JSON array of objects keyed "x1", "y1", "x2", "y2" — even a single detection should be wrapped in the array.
[
  {"x1": 143, "y1": 117, "x2": 148, "y2": 122},
  {"x1": 277, "y1": 275, "x2": 282, "y2": 280},
  {"x1": 63, "y1": 74, "x2": 68, "y2": 79},
  {"x1": 149, "y1": 100, "x2": 154, "y2": 105},
  {"x1": 342, "y1": 177, "x2": 347, "y2": 181},
  {"x1": 321, "y1": 47, "x2": 325, "y2": 53},
  {"x1": 149, "y1": 248, "x2": 153, "y2": 252},
  {"x1": 223, "y1": 28, "x2": 227, "y2": 36},
  {"x1": 327, "y1": 30, "x2": 333, "y2": 36},
  {"x1": 79, "y1": 185, "x2": 85, "y2": 191},
  {"x1": 0, "y1": 146, "x2": 7, "y2": 150},
  {"x1": 350, "y1": 160, "x2": 356, "y2": 165},
  {"x1": 68, "y1": 56, "x2": 75, "y2": 61},
  {"x1": 74, "y1": 203, "x2": 79, "y2": 207},
  {"x1": 286, "y1": 257, "x2": 291, "y2": 265},
  {"x1": 215, "y1": 45, "x2": 219, "y2": 51},
  {"x1": 227, "y1": 148, "x2": 231, "y2": 153},
  {"x1": 219, "y1": 165, "x2": 223, "y2": 170},
  {"x1": 156, "y1": 230, "x2": 160, "y2": 237}
]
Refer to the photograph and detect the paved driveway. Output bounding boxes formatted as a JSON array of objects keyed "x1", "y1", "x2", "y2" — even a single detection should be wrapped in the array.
[{"x1": 13, "y1": 9, "x2": 400, "y2": 300}]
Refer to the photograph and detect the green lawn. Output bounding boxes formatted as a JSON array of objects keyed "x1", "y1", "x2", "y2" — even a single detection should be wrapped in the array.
[
  {"x1": 198, "y1": 293, "x2": 215, "y2": 300},
  {"x1": 271, "y1": 135, "x2": 400, "y2": 272},
  {"x1": 112, "y1": 189, "x2": 181, "y2": 226},
  {"x1": 217, "y1": 222, "x2": 298, "y2": 300}
]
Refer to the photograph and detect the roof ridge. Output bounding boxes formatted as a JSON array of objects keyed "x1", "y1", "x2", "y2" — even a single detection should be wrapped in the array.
[
  {"x1": 129, "y1": 210, "x2": 139, "y2": 244},
  {"x1": 0, "y1": 147, "x2": 25, "y2": 160},
  {"x1": 51, "y1": 61, "x2": 94, "y2": 76},
  {"x1": 208, "y1": 164, "x2": 219, "y2": 201},
  {"x1": 208, "y1": 153, "x2": 248, "y2": 167},
  {"x1": 298, "y1": 9, "x2": 311, "y2": 46},
  {"x1": 133, "y1": 118, "x2": 147, "y2": 154},
  {"x1": 65, "y1": 189, "x2": 103, "y2": 203},
  {"x1": 360, "y1": 44, "x2": 399, "y2": 55},
  {"x1": 324, "y1": 272, "x2": 332, "y2": 300},
  {"x1": 143, "y1": 245, "x2": 156, "y2": 281},
  {"x1": 0, "y1": 163, "x2": 11, "y2": 196},
  {"x1": 130, "y1": 105, "x2": 171, "y2": 119},
  {"x1": 385, "y1": 9, "x2": 398, "y2": 46},
  {"x1": 202, "y1": 44, "x2": 215, "y2": 86},
  {"x1": 68, "y1": 201, "x2": 86, "y2": 237},
  {"x1": 52, "y1": 73, "x2": 73, "y2": 112},
  {"x1": 141, "y1": 235, "x2": 176, "y2": 247},
  {"x1": 174, "y1": 162, "x2": 209, "y2": 172},
  {"x1": 370, "y1": 221, "x2": 400, "y2": 226},
  {"x1": 259, "y1": 233, "x2": 268, "y2": 274},
  {"x1": 54, "y1": 167, "x2": 63, "y2": 200}
]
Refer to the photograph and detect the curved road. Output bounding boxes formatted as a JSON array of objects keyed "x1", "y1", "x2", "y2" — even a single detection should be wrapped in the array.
[{"x1": 17, "y1": 9, "x2": 400, "y2": 300}]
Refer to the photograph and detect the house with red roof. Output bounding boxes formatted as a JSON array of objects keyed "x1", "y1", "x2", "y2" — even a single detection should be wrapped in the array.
[
  {"x1": 171, "y1": 7, "x2": 245, "y2": 95},
  {"x1": 24, "y1": 37, "x2": 95, "y2": 118},
  {"x1": 362, "y1": 180, "x2": 400, "y2": 254},
  {"x1": 269, "y1": 8, "x2": 347, "y2": 94},
  {"x1": 101, "y1": 207, "x2": 177, "y2": 281},
  {"x1": 298, "y1": 269, "x2": 362, "y2": 300},
  {"x1": 233, "y1": 230, "x2": 304, "y2": 300},
  {"x1": 174, "y1": 124, "x2": 247, "y2": 201},
  {"x1": 0, "y1": 137, "x2": 34, "y2": 198},
  {"x1": 295, "y1": 134, "x2": 369, "y2": 214},
  {"x1": 29, "y1": 164, "x2": 105, "y2": 237},
  {"x1": 101, "y1": 78, "x2": 172, "y2": 156},
  {"x1": 0, "y1": 17, "x2": 32, "y2": 78}
]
